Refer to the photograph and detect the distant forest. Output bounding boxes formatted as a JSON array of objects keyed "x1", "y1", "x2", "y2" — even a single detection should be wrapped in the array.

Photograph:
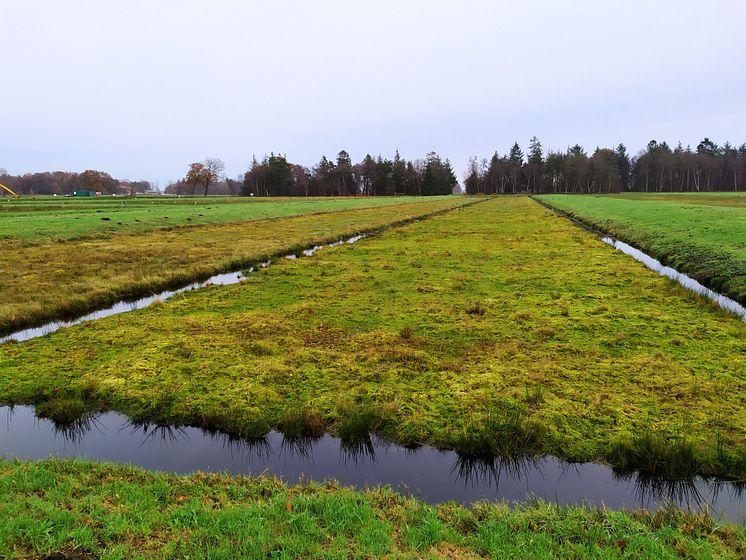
[
  {"x1": 164, "y1": 138, "x2": 746, "y2": 196},
  {"x1": 3, "y1": 138, "x2": 745, "y2": 196},
  {"x1": 464, "y1": 137, "x2": 746, "y2": 195},
  {"x1": 166, "y1": 151, "x2": 459, "y2": 197},
  {"x1": 0, "y1": 169, "x2": 153, "y2": 197}
]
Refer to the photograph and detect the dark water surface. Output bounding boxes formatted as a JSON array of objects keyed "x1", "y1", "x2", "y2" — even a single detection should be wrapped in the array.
[{"x1": 1, "y1": 406, "x2": 743, "y2": 523}]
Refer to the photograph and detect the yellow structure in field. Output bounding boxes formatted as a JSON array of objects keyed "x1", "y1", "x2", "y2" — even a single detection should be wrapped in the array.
[{"x1": 0, "y1": 183, "x2": 18, "y2": 197}]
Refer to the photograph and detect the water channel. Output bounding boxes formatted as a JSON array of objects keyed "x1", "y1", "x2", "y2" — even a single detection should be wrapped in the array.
[
  {"x1": 1, "y1": 406, "x2": 743, "y2": 523},
  {"x1": 601, "y1": 237, "x2": 746, "y2": 321},
  {"x1": 0, "y1": 234, "x2": 366, "y2": 344}
]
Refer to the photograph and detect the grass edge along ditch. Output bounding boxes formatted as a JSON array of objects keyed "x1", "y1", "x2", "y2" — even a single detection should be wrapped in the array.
[
  {"x1": 0, "y1": 458, "x2": 744, "y2": 559},
  {"x1": 533, "y1": 194, "x2": 746, "y2": 307}
]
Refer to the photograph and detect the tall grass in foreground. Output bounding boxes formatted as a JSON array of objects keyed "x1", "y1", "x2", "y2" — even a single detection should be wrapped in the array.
[{"x1": 0, "y1": 459, "x2": 743, "y2": 559}]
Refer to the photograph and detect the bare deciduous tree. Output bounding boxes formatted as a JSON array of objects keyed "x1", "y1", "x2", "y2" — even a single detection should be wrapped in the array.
[{"x1": 202, "y1": 158, "x2": 225, "y2": 196}]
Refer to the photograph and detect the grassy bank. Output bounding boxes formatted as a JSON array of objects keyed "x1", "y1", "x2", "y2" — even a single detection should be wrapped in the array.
[
  {"x1": 1, "y1": 459, "x2": 743, "y2": 559},
  {"x1": 534, "y1": 193, "x2": 746, "y2": 305},
  {"x1": 0, "y1": 196, "x2": 446, "y2": 242},
  {"x1": 0, "y1": 197, "x2": 472, "y2": 333},
  {"x1": 1, "y1": 198, "x2": 744, "y2": 478}
]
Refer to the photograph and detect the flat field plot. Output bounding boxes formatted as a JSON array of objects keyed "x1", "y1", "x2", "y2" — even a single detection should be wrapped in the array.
[
  {"x1": 0, "y1": 195, "x2": 445, "y2": 241},
  {"x1": 0, "y1": 197, "x2": 469, "y2": 332},
  {"x1": 536, "y1": 193, "x2": 746, "y2": 305},
  {"x1": 1, "y1": 197, "x2": 744, "y2": 476}
]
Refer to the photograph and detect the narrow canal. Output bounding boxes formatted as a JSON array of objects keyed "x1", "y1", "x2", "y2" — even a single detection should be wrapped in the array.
[{"x1": 1, "y1": 406, "x2": 743, "y2": 523}]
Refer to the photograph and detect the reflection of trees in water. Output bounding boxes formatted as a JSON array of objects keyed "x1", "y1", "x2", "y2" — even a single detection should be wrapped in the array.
[{"x1": 452, "y1": 454, "x2": 540, "y2": 489}]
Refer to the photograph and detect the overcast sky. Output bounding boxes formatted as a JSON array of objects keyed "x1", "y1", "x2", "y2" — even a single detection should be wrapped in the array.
[{"x1": 2, "y1": 0, "x2": 745, "y2": 186}]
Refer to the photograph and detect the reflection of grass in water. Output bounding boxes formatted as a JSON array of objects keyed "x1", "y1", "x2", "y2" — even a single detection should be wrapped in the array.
[
  {"x1": 50, "y1": 413, "x2": 103, "y2": 444},
  {"x1": 213, "y1": 433, "x2": 273, "y2": 464},
  {"x1": 620, "y1": 471, "x2": 704, "y2": 510},
  {"x1": 125, "y1": 422, "x2": 190, "y2": 446},
  {"x1": 280, "y1": 435, "x2": 320, "y2": 462},
  {"x1": 709, "y1": 479, "x2": 746, "y2": 504},
  {"x1": 34, "y1": 397, "x2": 103, "y2": 444},
  {"x1": 124, "y1": 420, "x2": 274, "y2": 463},
  {"x1": 339, "y1": 434, "x2": 376, "y2": 466},
  {"x1": 452, "y1": 454, "x2": 539, "y2": 489}
]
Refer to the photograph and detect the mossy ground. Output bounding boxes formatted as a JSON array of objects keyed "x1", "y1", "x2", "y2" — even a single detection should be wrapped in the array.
[
  {"x1": 1, "y1": 198, "x2": 744, "y2": 477},
  {"x1": 1, "y1": 459, "x2": 743, "y2": 559},
  {"x1": 535, "y1": 193, "x2": 746, "y2": 305},
  {"x1": 0, "y1": 197, "x2": 470, "y2": 332}
]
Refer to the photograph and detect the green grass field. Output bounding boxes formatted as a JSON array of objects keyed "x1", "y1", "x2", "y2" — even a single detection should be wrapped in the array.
[
  {"x1": 0, "y1": 197, "x2": 472, "y2": 333},
  {"x1": 2, "y1": 459, "x2": 742, "y2": 559},
  {"x1": 535, "y1": 193, "x2": 746, "y2": 305},
  {"x1": 2, "y1": 198, "x2": 744, "y2": 479},
  {"x1": 607, "y1": 192, "x2": 746, "y2": 207},
  {"x1": 0, "y1": 195, "x2": 445, "y2": 242}
]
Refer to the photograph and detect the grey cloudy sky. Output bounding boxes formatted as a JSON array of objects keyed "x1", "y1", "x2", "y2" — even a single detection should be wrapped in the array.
[{"x1": 2, "y1": 0, "x2": 745, "y2": 185}]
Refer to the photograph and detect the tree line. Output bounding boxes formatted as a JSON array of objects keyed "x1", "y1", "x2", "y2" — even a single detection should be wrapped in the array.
[
  {"x1": 165, "y1": 151, "x2": 457, "y2": 197},
  {"x1": 0, "y1": 168, "x2": 152, "y2": 196},
  {"x1": 6, "y1": 137, "x2": 746, "y2": 197},
  {"x1": 464, "y1": 137, "x2": 746, "y2": 194},
  {"x1": 240, "y1": 150, "x2": 457, "y2": 197}
]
